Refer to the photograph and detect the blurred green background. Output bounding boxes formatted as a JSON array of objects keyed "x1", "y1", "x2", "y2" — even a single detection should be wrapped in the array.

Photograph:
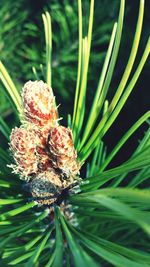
[{"x1": 0, "y1": 0, "x2": 149, "y2": 167}]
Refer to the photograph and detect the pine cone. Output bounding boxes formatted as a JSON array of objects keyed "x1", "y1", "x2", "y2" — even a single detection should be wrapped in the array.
[
  {"x1": 22, "y1": 80, "x2": 58, "y2": 128},
  {"x1": 9, "y1": 127, "x2": 38, "y2": 179},
  {"x1": 31, "y1": 127, "x2": 52, "y2": 172},
  {"x1": 56, "y1": 156, "x2": 81, "y2": 178},
  {"x1": 48, "y1": 126, "x2": 76, "y2": 158},
  {"x1": 29, "y1": 170, "x2": 62, "y2": 205},
  {"x1": 48, "y1": 126, "x2": 80, "y2": 177}
]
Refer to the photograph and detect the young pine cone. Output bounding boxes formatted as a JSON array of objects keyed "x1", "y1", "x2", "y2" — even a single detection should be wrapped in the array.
[
  {"x1": 9, "y1": 127, "x2": 38, "y2": 179},
  {"x1": 31, "y1": 128, "x2": 52, "y2": 172},
  {"x1": 48, "y1": 126, "x2": 80, "y2": 177},
  {"x1": 22, "y1": 80, "x2": 58, "y2": 129},
  {"x1": 28, "y1": 170, "x2": 62, "y2": 205}
]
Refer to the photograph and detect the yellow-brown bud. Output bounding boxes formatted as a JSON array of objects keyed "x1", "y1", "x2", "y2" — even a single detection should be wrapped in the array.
[{"x1": 22, "y1": 80, "x2": 58, "y2": 128}]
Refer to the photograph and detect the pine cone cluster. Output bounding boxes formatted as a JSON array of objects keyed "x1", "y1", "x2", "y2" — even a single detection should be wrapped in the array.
[{"x1": 9, "y1": 80, "x2": 81, "y2": 205}]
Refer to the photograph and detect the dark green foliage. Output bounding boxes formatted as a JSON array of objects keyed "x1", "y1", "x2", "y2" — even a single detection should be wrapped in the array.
[{"x1": 0, "y1": 0, "x2": 117, "y2": 118}]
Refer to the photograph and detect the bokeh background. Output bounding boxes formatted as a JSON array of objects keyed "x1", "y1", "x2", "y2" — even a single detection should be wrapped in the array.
[{"x1": 0, "y1": 0, "x2": 149, "y2": 168}]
